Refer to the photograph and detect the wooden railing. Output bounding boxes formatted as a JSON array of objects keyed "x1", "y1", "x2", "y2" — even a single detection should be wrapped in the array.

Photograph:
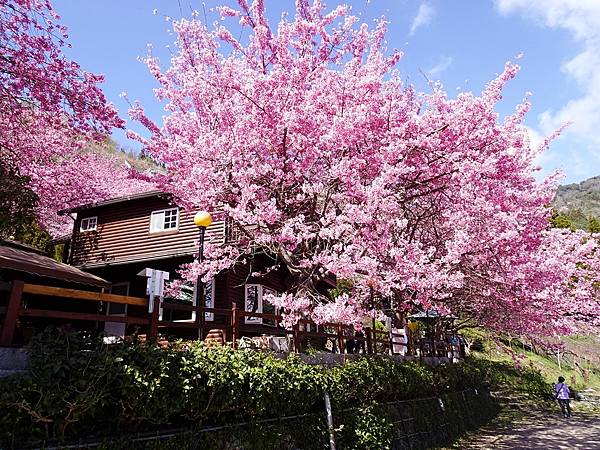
[
  {"x1": 1, "y1": 280, "x2": 430, "y2": 357},
  {"x1": 231, "y1": 310, "x2": 409, "y2": 356},
  {"x1": 416, "y1": 337, "x2": 459, "y2": 359},
  {"x1": 21, "y1": 284, "x2": 147, "y2": 306},
  {"x1": 0, "y1": 281, "x2": 150, "y2": 346},
  {"x1": 154, "y1": 300, "x2": 236, "y2": 342}
]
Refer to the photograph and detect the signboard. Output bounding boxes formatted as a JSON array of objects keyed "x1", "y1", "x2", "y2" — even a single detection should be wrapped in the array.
[{"x1": 137, "y1": 268, "x2": 170, "y2": 313}]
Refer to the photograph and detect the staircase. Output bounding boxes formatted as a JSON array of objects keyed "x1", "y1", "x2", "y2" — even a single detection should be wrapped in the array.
[
  {"x1": 579, "y1": 388, "x2": 600, "y2": 408},
  {"x1": 490, "y1": 387, "x2": 531, "y2": 411}
]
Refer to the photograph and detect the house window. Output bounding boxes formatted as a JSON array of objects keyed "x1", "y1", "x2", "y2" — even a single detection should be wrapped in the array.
[
  {"x1": 163, "y1": 278, "x2": 215, "y2": 322},
  {"x1": 244, "y1": 284, "x2": 279, "y2": 325},
  {"x1": 80, "y1": 216, "x2": 97, "y2": 232},
  {"x1": 150, "y1": 207, "x2": 179, "y2": 233},
  {"x1": 203, "y1": 278, "x2": 215, "y2": 322},
  {"x1": 104, "y1": 282, "x2": 129, "y2": 341}
]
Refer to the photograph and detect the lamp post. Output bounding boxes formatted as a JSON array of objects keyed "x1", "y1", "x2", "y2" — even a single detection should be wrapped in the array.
[{"x1": 194, "y1": 211, "x2": 212, "y2": 338}]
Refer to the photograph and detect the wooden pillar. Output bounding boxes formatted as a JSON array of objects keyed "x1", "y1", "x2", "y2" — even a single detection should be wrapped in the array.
[
  {"x1": 337, "y1": 324, "x2": 344, "y2": 354},
  {"x1": 365, "y1": 327, "x2": 373, "y2": 355},
  {"x1": 148, "y1": 296, "x2": 160, "y2": 341},
  {"x1": 292, "y1": 322, "x2": 300, "y2": 353},
  {"x1": 1, "y1": 280, "x2": 24, "y2": 347},
  {"x1": 231, "y1": 302, "x2": 238, "y2": 349}
]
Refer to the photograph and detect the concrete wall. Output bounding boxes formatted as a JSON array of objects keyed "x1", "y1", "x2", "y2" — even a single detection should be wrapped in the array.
[
  {"x1": 0, "y1": 347, "x2": 28, "y2": 377},
  {"x1": 275, "y1": 352, "x2": 460, "y2": 367}
]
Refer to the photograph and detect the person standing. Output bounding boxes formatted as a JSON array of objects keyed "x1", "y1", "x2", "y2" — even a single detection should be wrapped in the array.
[{"x1": 554, "y1": 376, "x2": 572, "y2": 418}]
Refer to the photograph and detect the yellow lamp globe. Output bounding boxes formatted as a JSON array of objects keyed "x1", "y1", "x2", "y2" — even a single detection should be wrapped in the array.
[{"x1": 193, "y1": 211, "x2": 213, "y2": 228}]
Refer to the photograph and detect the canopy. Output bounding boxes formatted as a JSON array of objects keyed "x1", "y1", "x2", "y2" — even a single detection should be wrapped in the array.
[{"x1": 0, "y1": 242, "x2": 109, "y2": 287}]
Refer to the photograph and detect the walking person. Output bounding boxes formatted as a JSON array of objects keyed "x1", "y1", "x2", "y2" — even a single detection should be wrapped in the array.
[{"x1": 554, "y1": 376, "x2": 572, "y2": 418}]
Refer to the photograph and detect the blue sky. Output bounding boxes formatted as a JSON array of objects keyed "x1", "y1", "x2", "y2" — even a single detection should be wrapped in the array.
[{"x1": 53, "y1": 0, "x2": 600, "y2": 184}]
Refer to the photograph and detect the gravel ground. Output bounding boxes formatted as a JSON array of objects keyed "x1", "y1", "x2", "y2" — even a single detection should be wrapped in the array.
[{"x1": 457, "y1": 407, "x2": 600, "y2": 449}]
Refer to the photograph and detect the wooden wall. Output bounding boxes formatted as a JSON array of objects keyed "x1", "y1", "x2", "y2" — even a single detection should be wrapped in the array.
[
  {"x1": 218, "y1": 254, "x2": 291, "y2": 311},
  {"x1": 67, "y1": 194, "x2": 335, "y2": 338},
  {"x1": 71, "y1": 196, "x2": 224, "y2": 268}
]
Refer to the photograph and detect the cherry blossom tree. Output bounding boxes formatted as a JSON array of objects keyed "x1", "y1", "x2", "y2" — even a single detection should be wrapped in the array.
[
  {"x1": 130, "y1": 0, "x2": 600, "y2": 338},
  {"x1": 1, "y1": 0, "x2": 148, "y2": 235},
  {"x1": 28, "y1": 142, "x2": 154, "y2": 236},
  {"x1": 0, "y1": 157, "x2": 38, "y2": 238}
]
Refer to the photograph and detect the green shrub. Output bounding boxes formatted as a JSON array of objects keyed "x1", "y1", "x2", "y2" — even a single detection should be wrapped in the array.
[
  {"x1": 335, "y1": 402, "x2": 394, "y2": 450},
  {"x1": 0, "y1": 328, "x2": 500, "y2": 447},
  {"x1": 328, "y1": 357, "x2": 435, "y2": 407},
  {"x1": 465, "y1": 357, "x2": 552, "y2": 402},
  {"x1": 0, "y1": 329, "x2": 129, "y2": 442}
]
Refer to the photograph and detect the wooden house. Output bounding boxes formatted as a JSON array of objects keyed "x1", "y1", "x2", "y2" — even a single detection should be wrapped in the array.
[{"x1": 61, "y1": 191, "x2": 334, "y2": 340}]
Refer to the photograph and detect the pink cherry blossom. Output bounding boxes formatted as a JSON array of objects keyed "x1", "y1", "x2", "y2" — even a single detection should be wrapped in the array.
[
  {"x1": 1, "y1": 0, "x2": 148, "y2": 234},
  {"x1": 130, "y1": 0, "x2": 600, "y2": 339}
]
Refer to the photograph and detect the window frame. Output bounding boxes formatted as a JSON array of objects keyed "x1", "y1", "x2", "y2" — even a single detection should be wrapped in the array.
[
  {"x1": 149, "y1": 207, "x2": 179, "y2": 233},
  {"x1": 165, "y1": 277, "x2": 215, "y2": 323},
  {"x1": 201, "y1": 278, "x2": 215, "y2": 322},
  {"x1": 79, "y1": 216, "x2": 98, "y2": 232},
  {"x1": 244, "y1": 284, "x2": 279, "y2": 325}
]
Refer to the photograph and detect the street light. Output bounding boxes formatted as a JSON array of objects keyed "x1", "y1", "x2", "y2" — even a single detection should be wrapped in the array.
[{"x1": 194, "y1": 211, "x2": 212, "y2": 338}]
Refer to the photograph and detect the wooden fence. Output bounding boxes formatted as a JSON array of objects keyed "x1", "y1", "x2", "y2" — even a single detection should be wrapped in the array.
[
  {"x1": 0, "y1": 281, "x2": 149, "y2": 346},
  {"x1": 1, "y1": 280, "x2": 447, "y2": 357},
  {"x1": 156, "y1": 300, "x2": 410, "y2": 355}
]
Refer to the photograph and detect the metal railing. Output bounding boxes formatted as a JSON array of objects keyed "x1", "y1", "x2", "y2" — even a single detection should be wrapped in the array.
[{"x1": 34, "y1": 389, "x2": 497, "y2": 450}]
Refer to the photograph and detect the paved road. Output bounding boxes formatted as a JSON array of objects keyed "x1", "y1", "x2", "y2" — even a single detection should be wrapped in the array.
[{"x1": 462, "y1": 409, "x2": 600, "y2": 449}]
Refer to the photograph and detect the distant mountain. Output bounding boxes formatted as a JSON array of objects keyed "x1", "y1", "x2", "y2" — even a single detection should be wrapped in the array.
[{"x1": 553, "y1": 176, "x2": 600, "y2": 230}]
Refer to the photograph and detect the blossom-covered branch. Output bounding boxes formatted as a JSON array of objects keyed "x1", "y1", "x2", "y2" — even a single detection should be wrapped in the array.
[
  {"x1": 1, "y1": 0, "x2": 149, "y2": 234},
  {"x1": 131, "y1": 0, "x2": 600, "y2": 337}
]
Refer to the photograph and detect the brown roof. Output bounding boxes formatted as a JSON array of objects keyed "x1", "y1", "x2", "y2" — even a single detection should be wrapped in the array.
[
  {"x1": 0, "y1": 244, "x2": 110, "y2": 287},
  {"x1": 1, "y1": 239, "x2": 44, "y2": 255},
  {"x1": 58, "y1": 190, "x2": 165, "y2": 215}
]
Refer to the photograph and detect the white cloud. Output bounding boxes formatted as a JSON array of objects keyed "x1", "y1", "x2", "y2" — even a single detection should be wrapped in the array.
[
  {"x1": 525, "y1": 126, "x2": 543, "y2": 151},
  {"x1": 495, "y1": 1, "x2": 600, "y2": 142},
  {"x1": 527, "y1": 126, "x2": 556, "y2": 176},
  {"x1": 409, "y1": 3, "x2": 435, "y2": 36},
  {"x1": 427, "y1": 55, "x2": 453, "y2": 78}
]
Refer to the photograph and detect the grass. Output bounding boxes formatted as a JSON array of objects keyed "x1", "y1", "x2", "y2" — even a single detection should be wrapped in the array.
[
  {"x1": 456, "y1": 328, "x2": 600, "y2": 448},
  {"x1": 441, "y1": 333, "x2": 600, "y2": 449},
  {"x1": 463, "y1": 328, "x2": 600, "y2": 393}
]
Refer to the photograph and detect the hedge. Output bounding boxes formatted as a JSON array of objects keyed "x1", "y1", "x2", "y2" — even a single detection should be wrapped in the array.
[{"x1": 0, "y1": 328, "x2": 524, "y2": 448}]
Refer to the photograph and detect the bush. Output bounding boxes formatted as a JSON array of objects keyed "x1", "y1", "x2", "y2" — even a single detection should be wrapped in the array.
[
  {"x1": 0, "y1": 329, "x2": 129, "y2": 442},
  {"x1": 335, "y1": 402, "x2": 394, "y2": 450},
  {"x1": 0, "y1": 328, "x2": 496, "y2": 447},
  {"x1": 328, "y1": 357, "x2": 435, "y2": 407},
  {"x1": 466, "y1": 357, "x2": 552, "y2": 402}
]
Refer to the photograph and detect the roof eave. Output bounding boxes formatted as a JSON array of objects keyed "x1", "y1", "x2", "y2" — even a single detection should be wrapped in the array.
[{"x1": 57, "y1": 190, "x2": 166, "y2": 215}]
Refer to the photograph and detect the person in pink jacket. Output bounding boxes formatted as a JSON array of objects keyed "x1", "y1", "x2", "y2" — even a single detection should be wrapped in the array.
[{"x1": 554, "y1": 376, "x2": 572, "y2": 418}]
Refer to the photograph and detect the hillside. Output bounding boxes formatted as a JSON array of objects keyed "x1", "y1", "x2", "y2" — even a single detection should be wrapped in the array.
[
  {"x1": 464, "y1": 328, "x2": 600, "y2": 395},
  {"x1": 553, "y1": 176, "x2": 600, "y2": 229}
]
